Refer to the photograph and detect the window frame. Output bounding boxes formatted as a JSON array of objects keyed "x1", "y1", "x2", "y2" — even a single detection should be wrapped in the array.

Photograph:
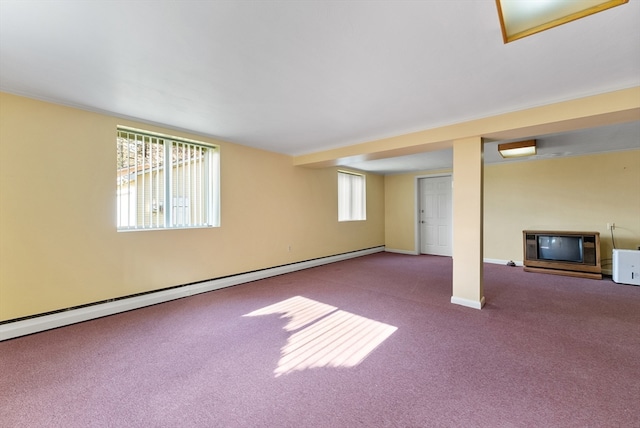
[{"x1": 116, "y1": 126, "x2": 220, "y2": 231}]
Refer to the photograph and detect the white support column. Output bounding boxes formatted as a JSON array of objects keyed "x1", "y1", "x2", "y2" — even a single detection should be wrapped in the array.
[{"x1": 451, "y1": 136, "x2": 485, "y2": 309}]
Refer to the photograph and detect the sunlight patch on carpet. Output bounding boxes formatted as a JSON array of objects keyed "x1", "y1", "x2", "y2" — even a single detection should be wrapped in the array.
[
  {"x1": 243, "y1": 295, "x2": 337, "y2": 331},
  {"x1": 244, "y1": 296, "x2": 397, "y2": 377}
]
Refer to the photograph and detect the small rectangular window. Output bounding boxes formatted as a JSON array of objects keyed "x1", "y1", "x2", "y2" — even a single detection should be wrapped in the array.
[
  {"x1": 116, "y1": 127, "x2": 219, "y2": 230},
  {"x1": 338, "y1": 171, "x2": 366, "y2": 221}
]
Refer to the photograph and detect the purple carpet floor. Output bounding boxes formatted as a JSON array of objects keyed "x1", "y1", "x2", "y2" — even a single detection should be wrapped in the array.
[{"x1": 1, "y1": 253, "x2": 639, "y2": 427}]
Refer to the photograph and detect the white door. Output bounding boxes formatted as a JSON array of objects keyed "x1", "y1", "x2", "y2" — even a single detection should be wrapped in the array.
[{"x1": 419, "y1": 176, "x2": 452, "y2": 256}]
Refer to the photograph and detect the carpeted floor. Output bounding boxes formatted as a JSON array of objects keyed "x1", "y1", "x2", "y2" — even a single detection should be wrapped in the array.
[{"x1": 1, "y1": 253, "x2": 639, "y2": 427}]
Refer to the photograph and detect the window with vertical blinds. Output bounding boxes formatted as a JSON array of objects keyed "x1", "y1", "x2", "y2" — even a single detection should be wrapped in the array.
[
  {"x1": 338, "y1": 171, "x2": 366, "y2": 221},
  {"x1": 116, "y1": 127, "x2": 219, "y2": 230}
]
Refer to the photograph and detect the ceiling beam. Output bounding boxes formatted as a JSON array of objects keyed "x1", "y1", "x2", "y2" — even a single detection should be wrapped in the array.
[{"x1": 293, "y1": 86, "x2": 640, "y2": 168}]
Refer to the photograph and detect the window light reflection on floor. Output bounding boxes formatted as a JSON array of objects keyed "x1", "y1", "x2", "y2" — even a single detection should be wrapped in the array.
[{"x1": 244, "y1": 296, "x2": 398, "y2": 377}]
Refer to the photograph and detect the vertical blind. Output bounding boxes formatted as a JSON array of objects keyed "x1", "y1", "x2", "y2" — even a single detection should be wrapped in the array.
[
  {"x1": 116, "y1": 128, "x2": 218, "y2": 230},
  {"x1": 338, "y1": 171, "x2": 366, "y2": 221}
]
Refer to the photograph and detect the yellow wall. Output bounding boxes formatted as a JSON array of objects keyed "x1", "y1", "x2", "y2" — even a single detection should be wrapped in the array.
[
  {"x1": 384, "y1": 150, "x2": 640, "y2": 271},
  {"x1": 384, "y1": 168, "x2": 451, "y2": 253},
  {"x1": 2, "y1": 90, "x2": 637, "y2": 321},
  {"x1": 384, "y1": 173, "x2": 416, "y2": 252},
  {"x1": 484, "y1": 150, "x2": 640, "y2": 268},
  {"x1": 0, "y1": 93, "x2": 384, "y2": 321}
]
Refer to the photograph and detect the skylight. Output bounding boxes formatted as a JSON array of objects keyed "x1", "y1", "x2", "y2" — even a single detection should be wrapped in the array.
[{"x1": 496, "y1": 0, "x2": 628, "y2": 43}]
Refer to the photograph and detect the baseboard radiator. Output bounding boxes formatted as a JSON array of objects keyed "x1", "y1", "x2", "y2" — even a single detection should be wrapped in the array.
[{"x1": 0, "y1": 246, "x2": 385, "y2": 341}]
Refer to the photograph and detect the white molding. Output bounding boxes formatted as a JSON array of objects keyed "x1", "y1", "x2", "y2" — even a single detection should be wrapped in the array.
[
  {"x1": 451, "y1": 295, "x2": 486, "y2": 310},
  {"x1": 0, "y1": 246, "x2": 385, "y2": 341},
  {"x1": 385, "y1": 248, "x2": 419, "y2": 255}
]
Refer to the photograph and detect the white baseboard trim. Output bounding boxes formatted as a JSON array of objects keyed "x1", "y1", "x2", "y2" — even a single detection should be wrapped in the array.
[
  {"x1": 0, "y1": 246, "x2": 385, "y2": 341},
  {"x1": 385, "y1": 248, "x2": 419, "y2": 255},
  {"x1": 451, "y1": 295, "x2": 486, "y2": 310}
]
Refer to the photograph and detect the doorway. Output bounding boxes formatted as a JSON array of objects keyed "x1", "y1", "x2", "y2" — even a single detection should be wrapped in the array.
[{"x1": 418, "y1": 175, "x2": 452, "y2": 256}]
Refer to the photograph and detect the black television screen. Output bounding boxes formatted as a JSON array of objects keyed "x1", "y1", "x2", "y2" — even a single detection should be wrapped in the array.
[{"x1": 538, "y1": 235, "x2": 583, "y2": 263}]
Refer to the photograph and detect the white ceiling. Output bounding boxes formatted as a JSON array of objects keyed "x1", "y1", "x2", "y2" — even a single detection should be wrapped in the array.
[{"x1": 1, "y1": 1, "x2": 639, "y2": 173}]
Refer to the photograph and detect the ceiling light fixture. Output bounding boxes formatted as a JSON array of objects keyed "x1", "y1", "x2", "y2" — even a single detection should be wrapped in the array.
[
  {"x1": 496, "y1": 0, "x2": 628, "y2": 43},
  {"x1": 498, "y1": 140, "x2": 537, "y2": 158}
]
